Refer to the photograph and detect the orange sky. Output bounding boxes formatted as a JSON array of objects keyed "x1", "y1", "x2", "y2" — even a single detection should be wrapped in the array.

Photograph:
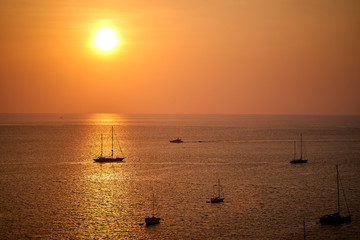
[{"x1": 0, "y1": 0, "x2": 359, "y2": 115}]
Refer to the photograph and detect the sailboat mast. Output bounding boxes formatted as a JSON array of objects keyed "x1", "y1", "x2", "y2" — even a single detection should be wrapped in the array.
[
  {"x1": 300, "y1": 133, "x2": 303, "y2": 160},
  {"x1": 101, "y1": 133, "x2": 103, "y2": 157},
  {"x1": 336, "y1": 165, "x2": 340, "y2": 214},
  {"x1": 111, "y1": 126, "x2": 114, "y2": 158},
  {"x1": 294, "y1": 141, "x2": 296, "y2": 160},
  {"x1": 152, "y1": 193, "x2": 155, "y2": 217},
  {"x1": 218, "y1": 179, "x2": 221, "y2": 198}
]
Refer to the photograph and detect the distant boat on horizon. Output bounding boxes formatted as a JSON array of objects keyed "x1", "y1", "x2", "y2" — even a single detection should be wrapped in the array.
[
  {"x1": 211, "y1": 179, "x2": 224, "y2": 203},
  {"x1": 320, "y1": 165, "x2": 351, "y2": 225},
  {"x1": 170, "y1": 138, "x2": 183, "y2": 143},
  {"x1": 93, "y1": 126, "x2": 125, "y2": 163},
  {"x1": 290, "y1": 133, "x2": 308, "y2": 164},
  {"x1": 145, "y1": 193, "x2": 161, "y2": 226}
]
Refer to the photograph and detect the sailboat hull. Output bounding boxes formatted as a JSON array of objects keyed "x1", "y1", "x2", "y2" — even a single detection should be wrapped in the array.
[
  {"x1": 211, "y1": 197, "x2": 224, "y2": 203},
  {"x1": 290, "y1": 159, "x2": 308, "y2": 164},
  {"x1": 94, "y1": 157, "x2": 125, "y2": 163},
  {"x1": 145, "y1": 217, "x2": 161, "y2": 226},
  {"x1": 320, "y1": 213, "x2": 351, "y2": 225}
]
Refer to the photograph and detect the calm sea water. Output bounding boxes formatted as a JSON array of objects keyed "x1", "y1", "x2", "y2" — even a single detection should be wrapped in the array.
[{"x1": 0, "y1": 114, "x2": 359, "y2": 239}]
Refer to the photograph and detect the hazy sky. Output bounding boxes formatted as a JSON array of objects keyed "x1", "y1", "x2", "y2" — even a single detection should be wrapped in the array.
[{"x1": 1, "y1": 0, "x2": 359, "y2": 114}]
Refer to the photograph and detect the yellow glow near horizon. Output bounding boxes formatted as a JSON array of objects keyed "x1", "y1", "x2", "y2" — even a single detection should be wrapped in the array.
[
  {"x1": 93, "y1": 28, "x2": 118, "y2": 51},
  {"x1": 89, "y1": 113, "x2": 126, "y2": 126}
]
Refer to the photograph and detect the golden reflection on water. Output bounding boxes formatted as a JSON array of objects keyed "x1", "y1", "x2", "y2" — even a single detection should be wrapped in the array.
[
  {"x1": 2, "y1": 115, "x2": 359, "y2": 239},
  {"x1": 71, "y1": 160, "x2": 139, "y2": 238},
  {"x1": 69, "y1": 116, "x2": 138, "y2": 239},
  {"x1": 89, "y1": 113, "x2": 127, "y2": 126}
]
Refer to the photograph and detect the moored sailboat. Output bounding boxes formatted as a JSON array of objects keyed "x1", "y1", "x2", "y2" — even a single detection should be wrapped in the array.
[
  {"x1": 94, "y1": 126, "x2": 125, "y2": 163},
  {"x1": 290, "y1": 133, "x2": 308, "y2": 164},
  {"x1": 145, "y1": 193, "x2": 161, "y2": 226},
  {"x1": 211, "y1": 179, "x2": 224, "y2": 203},
  {"x1": 320, "y1": 165, "x2": 351, "y2": 225}
]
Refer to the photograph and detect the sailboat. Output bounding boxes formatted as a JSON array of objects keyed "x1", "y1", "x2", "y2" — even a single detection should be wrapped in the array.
[
  {"x1": 93, "y1": 126, "x2": 125, "y2": 163},
  {"x1": 320, "y1": 165, "x2": 351, "y2": 225},
  {"x1": 290, "y1": 133, "x2": 308, "y2": 164},
  {"x1": 145, "y1": 193, "x2": 161, "y2": 226},
  {"x1": 211, "y1": 179, "x2": 224, "y2": 203}
]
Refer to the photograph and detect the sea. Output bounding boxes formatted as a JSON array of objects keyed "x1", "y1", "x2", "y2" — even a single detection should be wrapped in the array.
[{"x1": 0, "y1": 114, "x2": 359, "y2": 239}]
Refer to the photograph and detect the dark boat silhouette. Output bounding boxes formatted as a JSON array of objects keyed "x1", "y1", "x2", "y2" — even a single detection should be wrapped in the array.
[
  {"x1": 145, "y1": 194, "x2": 160, "y2": 226},
  {"x1": 211, "y1": 179, "x2": 224, "y2": 203},
  {"x1": 94, "y1": 126, "x2": 125, "y2": 163},
  {"x1": 290, "y1": 133, "x2": 307, "y2": 164},
  {"x1": 170, "y1": 138, "x2": 183, "y2": 143},
  {"x1": 320, "y1": 165, "x2": 351, "y2": 225}
]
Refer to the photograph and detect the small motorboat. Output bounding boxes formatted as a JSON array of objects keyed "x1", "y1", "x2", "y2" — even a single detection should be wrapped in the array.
[{"x1": 169, "y1": 138, "x2": 183, "y2": 143}]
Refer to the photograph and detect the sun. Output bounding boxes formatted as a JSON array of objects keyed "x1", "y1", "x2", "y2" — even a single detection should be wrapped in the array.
[{"x1": 93, "y1": 28, "x2": 118, "y2": 51}]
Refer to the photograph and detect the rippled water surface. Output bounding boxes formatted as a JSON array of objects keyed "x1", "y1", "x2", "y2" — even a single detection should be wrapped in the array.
[{"x1": 0, "y1": 114, "x2": 359, "y2": 239}]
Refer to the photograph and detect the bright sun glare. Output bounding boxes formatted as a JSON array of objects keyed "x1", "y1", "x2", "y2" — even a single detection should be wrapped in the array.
[{"x1": 93, "y1": 28, "x2": 118, "y2": 51}]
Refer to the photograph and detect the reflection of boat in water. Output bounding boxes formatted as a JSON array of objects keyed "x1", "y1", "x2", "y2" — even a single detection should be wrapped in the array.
[
  {"x1": 145, "y1": 194, "x2": 160, "y2": 226},
  {"x1": 290, "y1": 133, "x2": 307, "y2": 164},
  {"x1": 320, "y1": 165, "x2": 351, "y2": 225},
  {"x1": 170, "y1": 138, "x2": 183, "y2": 143},
  {"x1": 211, "y1": 179, "x2": 224, "y2": 203},
  {"x1": 94, "y1": 126, "x2": 125, "y2": 163}
]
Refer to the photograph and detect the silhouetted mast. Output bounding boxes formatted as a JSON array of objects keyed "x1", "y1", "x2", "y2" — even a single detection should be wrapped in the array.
[
  {"x1": 111, "y1": 126, "x2": 114, "y2": 158},
  {"x1": 337, "y1": 165, "x2": 340, "y2": 214},
  {"x1": 101, "y1": 133, "x2": 103, "y2": 157},
  {"x1": 300, "y1": 133, "x2": 303, "y2": 160},
  {"x1": 218, "y1": 179, "x2": 221, "y2": 198},
  {"x1": 152, "y1": 193, "x2": 155, "y2": 217}
]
